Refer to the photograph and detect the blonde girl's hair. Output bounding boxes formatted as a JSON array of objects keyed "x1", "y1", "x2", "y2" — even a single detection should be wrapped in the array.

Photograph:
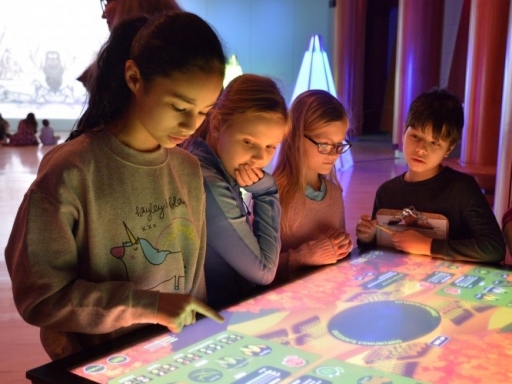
[
  {"x1": 186, "y1": 73, "x2": 289, "y2": 146},
  {"x1": 273, "y1": 89, "x2": 349, "y2": 234}
]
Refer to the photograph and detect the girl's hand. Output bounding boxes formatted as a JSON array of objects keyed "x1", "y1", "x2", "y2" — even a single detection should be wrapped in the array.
[
  {"x1": 234, "y1": 163, "x2": 264, "y2": 187},
  {"x1": 293, "y1": 229, "x2": 352, "y2": 269},
  {"x1": 156, "y1": 293, "x2": 224, "y2": 333},
  {"x1": 327, "y1": 229, "x2": 352, "y2": 260},
  {"x1": 391, "y1": 230, "x2": 432, "y2": 255},
  {"x1": 356, "y1": 214, "x2": 377, "y2": 243}
]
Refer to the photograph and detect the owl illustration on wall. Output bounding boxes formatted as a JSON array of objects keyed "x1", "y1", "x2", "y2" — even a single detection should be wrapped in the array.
[{"x1": 43, "y1": 51, "x2": 64, "y2": 91}]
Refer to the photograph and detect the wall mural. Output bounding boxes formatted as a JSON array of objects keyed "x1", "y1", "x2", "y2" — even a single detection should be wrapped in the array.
[{"x1": 0, "y1": 0, "x2": 108, "y2": 120}]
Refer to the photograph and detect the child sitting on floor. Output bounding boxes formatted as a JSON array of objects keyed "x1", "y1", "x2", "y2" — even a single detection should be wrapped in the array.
[{"x1": 39, "y1": 119, "x2": 61, "y2": 145}]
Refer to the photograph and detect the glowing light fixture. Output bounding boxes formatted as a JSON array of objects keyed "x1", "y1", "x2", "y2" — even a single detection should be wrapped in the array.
[
  {"x1": 291, "y1": 35, "x2": 338, "y2": 101},
  {"x1": 291, "y1": 34, "x2": 353, "y2": 170},
  {"x1": 223, "y1": 54, "x2": 243, "y2": 88}
]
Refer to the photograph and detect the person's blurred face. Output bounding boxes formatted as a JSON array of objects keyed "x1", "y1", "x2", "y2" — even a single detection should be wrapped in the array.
[{"x1": 101, "y1": 0, "x2": 118, "y2": 31}]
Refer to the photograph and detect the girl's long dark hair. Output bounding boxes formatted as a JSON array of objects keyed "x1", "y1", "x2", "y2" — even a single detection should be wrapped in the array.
[{"x1": 69, "y1": 12, "x2": 225, "y2": 140}]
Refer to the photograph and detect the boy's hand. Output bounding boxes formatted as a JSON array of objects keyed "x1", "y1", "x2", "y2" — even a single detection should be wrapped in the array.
[
  {"x1": 156, "y1": 293, "x2": 224, "y2": 333},
  {"x1": 391, "y1": 230, "x2": 432, "y2": 255},
  {"x1": 356, "y1": 214, "x2": 377, "y2": 243},
  {"x1": 235, "y1": 163, "x2": 264, "y2": 187},
  {"x1": 327, "y1": 229, "x2": 353, "y2": 260}
]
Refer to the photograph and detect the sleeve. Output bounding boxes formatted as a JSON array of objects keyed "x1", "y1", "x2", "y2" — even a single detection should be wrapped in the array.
[
  {"x1": 503, "y1": 209, "x2": 512, "y2": 260},
  {"x1": 190, "y1": 188, "x2": 208, "y2": 302},
  {"x1": 430, "y1": 182, "x2": 506, "y2": 263},
  {"x1": 336, "y1": 181, "x2": 347, "y2": 232},
  {"x1": 5, "y1": 189, "x2": 160, "y2": 335},
  {"x1": 203, "y1": 171, "x2": 281, "y2": 285},
  {"x1": 277, "y1": 235, "x2": 335, "y2": 280},
  {"x1": 355, "y1": 186, "x2": 382, "y2": 248},
  {"x1": 502, "y1": 208, "x2": 512, "y2": 229}
]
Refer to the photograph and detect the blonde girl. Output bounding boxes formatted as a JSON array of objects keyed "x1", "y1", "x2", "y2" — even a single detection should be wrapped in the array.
[
  {"x1": 273, "y1": 89, "x2": 353, "y2": 283},
  {"x1": 184, "y1": 74, "x2": 289, "y2": 309}
]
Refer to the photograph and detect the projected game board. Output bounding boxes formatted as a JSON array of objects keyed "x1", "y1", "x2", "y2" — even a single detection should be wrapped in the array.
[{"x1": 28, "y1": 248, "x2": 512, "y2": 383}]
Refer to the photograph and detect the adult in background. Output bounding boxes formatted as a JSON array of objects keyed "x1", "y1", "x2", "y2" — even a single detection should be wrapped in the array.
[{"x1": 78, "y1": 0, "x2": 183, "y2": 90}]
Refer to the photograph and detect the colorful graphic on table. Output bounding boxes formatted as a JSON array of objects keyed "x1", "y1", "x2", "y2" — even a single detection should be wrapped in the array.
[
  {"x1": 437, "y1": 266, "x2": 512, "y2": 307},
  {"x1": 70, "y1": 249, "x2": 512, "y2": 383},
  {"x1": 73, "y1": 332, "x2": 416, "y2": 384}
]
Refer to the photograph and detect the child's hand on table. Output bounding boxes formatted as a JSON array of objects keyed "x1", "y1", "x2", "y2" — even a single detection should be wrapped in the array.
[
  {"x1": 356, "y1": 214, "x2": 377, "y2": 243},
  {"x1": 157, "y1": 293, "x2": 224, "y2": 333},
  {"x1": 391, "y1": 230, "x2": 432, "y2": 256},
  {"x1": 327, "y1": 229, "x2": 353, "y2": 260}
]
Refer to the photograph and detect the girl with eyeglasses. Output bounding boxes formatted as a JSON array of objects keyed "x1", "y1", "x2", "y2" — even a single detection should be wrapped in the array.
[
  {"x1": 272, "y1": 89, "x2": 353, "y2": 285},
  {"x1": 6, "y1": 12, "x2": 225, "y2": 360}
]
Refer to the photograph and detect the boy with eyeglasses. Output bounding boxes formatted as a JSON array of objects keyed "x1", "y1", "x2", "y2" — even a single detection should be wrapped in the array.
[{"x1": 356, "y1": 88, "x2": 505, "y2": 263}]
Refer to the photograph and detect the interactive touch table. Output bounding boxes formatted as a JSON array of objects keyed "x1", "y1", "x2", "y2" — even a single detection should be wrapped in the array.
[{"x1": 27, "y1": 248, "x2": 512, "y2": 383}]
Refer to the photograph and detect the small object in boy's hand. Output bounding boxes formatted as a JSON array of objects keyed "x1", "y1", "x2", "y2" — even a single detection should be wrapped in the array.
[{"x1": 376, "y1": 224, "x2": 394, "y2": 235}]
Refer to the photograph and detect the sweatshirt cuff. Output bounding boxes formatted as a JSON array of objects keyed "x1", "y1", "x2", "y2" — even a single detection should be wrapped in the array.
[
  {"x1": 314, "y1": 238, "x2": 337, "y2": 262},
  {"x1": 244, "y1": 173, "x2": 277, "y2": 195},
  {"x1": 289, "y1": 237, "x2": 334, "y2": 271},
  {"x1": 129, "y1": 289, "x2": 160, "y2": 325}
]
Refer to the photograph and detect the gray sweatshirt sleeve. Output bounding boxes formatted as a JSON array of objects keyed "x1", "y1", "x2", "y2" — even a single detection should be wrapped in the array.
[
  {"x1": 203, "y1": 171, "x2": 281, "y2": 285},
  {"x1": 6, "y1": 189, "x2": 159, "y2": 336}
]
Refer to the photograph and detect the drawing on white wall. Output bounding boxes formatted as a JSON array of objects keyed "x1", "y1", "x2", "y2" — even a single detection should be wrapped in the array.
[
  {"x1": 0, "y1": 45, "x2": 81, "y2": 106},
  {"x1": 0, "y1": 0, "x2": 108, "y2": 120}
]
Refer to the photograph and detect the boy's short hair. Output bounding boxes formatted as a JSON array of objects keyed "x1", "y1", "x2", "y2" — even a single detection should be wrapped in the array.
[
  {"x1": 405, "y1": 88, "x2": 464, "y2": 147},
  {"x1": 42, "y1": 119, "x2": 49, "y2": 126}
]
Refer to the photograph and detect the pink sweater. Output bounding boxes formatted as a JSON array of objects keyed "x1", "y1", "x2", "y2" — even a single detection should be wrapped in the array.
[{"x1": 276, "y1": 177, "x2": 345, "y2": 283}]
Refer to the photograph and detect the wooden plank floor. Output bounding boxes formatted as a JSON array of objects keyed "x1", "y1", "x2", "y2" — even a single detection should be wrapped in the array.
[{"x1": 0, "y1": 135, "x2": 504, "y2": 382}]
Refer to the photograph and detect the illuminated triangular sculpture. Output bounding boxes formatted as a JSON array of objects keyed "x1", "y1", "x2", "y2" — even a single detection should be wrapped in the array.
[
  {"x1": 224, "y1": 54, "x2": 243, "y2": 88},
  {"x1": 291, "y1": 34, "x2": 353, "y2": 170}
]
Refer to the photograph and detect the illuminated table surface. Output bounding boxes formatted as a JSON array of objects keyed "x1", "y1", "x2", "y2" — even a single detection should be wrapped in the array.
[{"x1": 27, "y1": 248, "x2": 512, "y2": 384}]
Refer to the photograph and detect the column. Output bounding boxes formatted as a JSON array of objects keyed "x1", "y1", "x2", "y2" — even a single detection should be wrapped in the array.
[
  {"x1": 461, "y1": 0, "x2": 509, "y2": 168},
  {"x1": 332, "y1": 0, "x2": 368, "y2": 136},
  {"x1": 392, "y1": 0, "x2": 444, "y2": 150}
]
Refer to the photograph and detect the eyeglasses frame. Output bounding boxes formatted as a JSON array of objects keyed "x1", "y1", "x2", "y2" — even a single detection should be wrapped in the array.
[{"x1": 304, "y1": 134, "x2": 352, "y2": 155}]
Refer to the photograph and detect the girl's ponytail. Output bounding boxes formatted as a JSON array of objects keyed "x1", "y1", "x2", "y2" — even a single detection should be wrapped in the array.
[{"x1": 70, "y1": 16, "x2": 149, "y2": 140}]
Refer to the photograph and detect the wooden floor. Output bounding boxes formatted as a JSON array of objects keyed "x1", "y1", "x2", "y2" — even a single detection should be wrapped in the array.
[{"x1": 0, "y1": 135, "x2": 504, "y2": 382}]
